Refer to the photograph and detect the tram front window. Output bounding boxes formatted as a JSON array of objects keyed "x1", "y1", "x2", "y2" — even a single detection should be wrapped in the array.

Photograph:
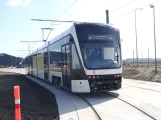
[
  {"x1": 75, "y1": 23, "x2": 121, "y2": 69},
  {"x1": 81, "y1": 43, "x2": 120, "y2": 69}
]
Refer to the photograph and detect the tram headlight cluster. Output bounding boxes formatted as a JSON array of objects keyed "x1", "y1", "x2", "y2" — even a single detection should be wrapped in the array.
[{"x1": 88, "y1": 76, "x2": 99, "y2": 79}]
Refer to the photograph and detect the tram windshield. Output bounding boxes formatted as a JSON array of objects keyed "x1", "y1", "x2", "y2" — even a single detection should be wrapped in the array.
[{"x1": 75, "y1": 24, "x2": 121, "y2": 69}]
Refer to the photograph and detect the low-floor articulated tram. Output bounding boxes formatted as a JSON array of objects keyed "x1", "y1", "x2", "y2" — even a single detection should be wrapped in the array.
[{"x1": 25, "y1": 22, "x2": 122, "y2": 93}]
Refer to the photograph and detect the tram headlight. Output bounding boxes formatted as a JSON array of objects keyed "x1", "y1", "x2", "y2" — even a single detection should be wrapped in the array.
[
  {"x1": 88, "y1": 76, "x2": 97, "y2": 79},
  {"x1": 115, "y1": 74, "x2": 121, "y2": 78}
]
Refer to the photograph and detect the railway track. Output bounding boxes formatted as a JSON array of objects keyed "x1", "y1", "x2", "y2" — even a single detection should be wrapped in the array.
[
  {"x1": 77, "y1": 94, "x2": 102, "y2": 120},
  {"x1": 80, "y1": 91, "x2": 156, "y2": 120},
  {"x1": 105, "y1": 91, "x2": 157, "y2": 120},
  {"x1": 75, "y1": 81, "x2": 161, "y2": 120}
]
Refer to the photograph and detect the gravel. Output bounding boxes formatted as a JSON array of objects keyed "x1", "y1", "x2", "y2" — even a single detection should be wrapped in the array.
[{"x1": 0, "y1": 71, "x2": 59, "y2": 120}]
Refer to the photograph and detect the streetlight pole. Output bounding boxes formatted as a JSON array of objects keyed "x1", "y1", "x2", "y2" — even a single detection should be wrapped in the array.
[
  {"x1": 28, "y1": 44, "x2": 30, "y2": 54},
  {"x1": 133, "y1": 50, "x2": 134, "y2": 67},
  {"x1": 148, "y1": 48, "x2": 149, "y2": 68},
  {"x1": 134, "y1": 8, "x2": 143, "y2": 67},
  {"x1": 134, "y1": 9, "x2": 138, "y2": 67},
  {"x1": 150, "y1": 4, "x2": 157, "y2": 73}
]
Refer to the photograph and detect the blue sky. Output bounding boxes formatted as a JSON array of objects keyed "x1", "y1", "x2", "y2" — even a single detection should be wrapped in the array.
[{"x1": 1, "y1": 0, "x2": 161, "y2": 59}]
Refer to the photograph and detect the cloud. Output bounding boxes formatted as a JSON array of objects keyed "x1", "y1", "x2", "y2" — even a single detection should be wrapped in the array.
[{"x1": 6, "y1": 0, "x2": 32, "y2": 7}]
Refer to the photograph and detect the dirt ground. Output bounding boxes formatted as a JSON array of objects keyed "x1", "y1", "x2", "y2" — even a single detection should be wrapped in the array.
[
  {"x1": 123, "y1": 67, "x2": 161, "y2": 82},
  {"x1": 0, "y1": 71, "x2": 59, "y2": 120}
]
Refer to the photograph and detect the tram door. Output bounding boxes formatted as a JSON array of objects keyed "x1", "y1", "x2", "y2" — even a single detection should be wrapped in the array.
[{"x1": 61, "y1": 43, "x2": 71, "y2": 88}]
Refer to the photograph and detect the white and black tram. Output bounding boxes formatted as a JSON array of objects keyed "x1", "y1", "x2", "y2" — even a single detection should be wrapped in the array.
[{"x1": 25, "y1": 22, "x2": 122, "y2": 93}]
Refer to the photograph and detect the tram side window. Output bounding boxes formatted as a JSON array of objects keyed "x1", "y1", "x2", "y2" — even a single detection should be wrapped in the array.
[
  {"x1": 72, "y1": 44, "x2": 81, "y2": 69},
  {"x1": 50, "y1": 41, "x2": 62, "y2": 72},
  {"x1": 49, "y1": 35, "x2": 70, "y2": 68},
  {"x1": 33, "y1": 54, "x2": 37, "y2": 69}
]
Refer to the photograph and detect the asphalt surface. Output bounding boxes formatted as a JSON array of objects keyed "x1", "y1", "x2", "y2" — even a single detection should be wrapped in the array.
[{"x1": 0, "y1": 71, "x2": 59, "y2": 120}]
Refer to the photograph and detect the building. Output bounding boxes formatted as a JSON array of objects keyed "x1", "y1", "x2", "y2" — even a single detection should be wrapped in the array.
[{"x1": 0, "y1": 53, "x2": 24, "y2": 67}]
